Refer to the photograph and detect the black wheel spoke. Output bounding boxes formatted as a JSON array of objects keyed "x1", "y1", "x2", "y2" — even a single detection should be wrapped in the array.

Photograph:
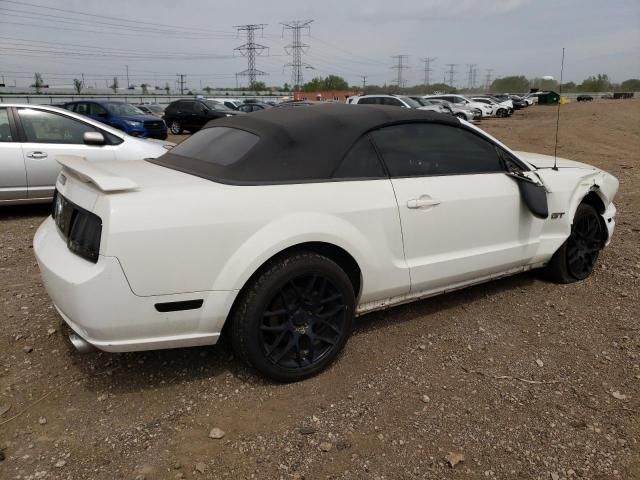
[
  {"x1": 265, "y1": 330, "x2": 289, "y2": 357},
  {"x1": 260, "y1": 323, "x2": 288, "y2": 332},
  {"x1": 264, "y1": 308, "x2": 289, "y2": 318},
  {"x1": 317, "y1": 304, "x2": 344, "y2": 319},
  {"x1": 315, "y1": 318, "x2": 342, "y2": 335},
  {"x1": 319, "y1": 292, "x2": 342, "y2": 305},
  {"x1": 271, "y1": 335, "x2": 298, "y2": 364}
]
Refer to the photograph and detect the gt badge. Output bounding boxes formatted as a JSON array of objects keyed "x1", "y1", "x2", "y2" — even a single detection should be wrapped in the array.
[{"x1": 551, "y1": 212, "x2": 565, "y2": 219}]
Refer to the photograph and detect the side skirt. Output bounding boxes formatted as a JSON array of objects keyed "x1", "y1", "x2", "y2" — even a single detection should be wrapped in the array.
[{"x1": 356, "y1": 262, "x2": 546, "y2": 316}]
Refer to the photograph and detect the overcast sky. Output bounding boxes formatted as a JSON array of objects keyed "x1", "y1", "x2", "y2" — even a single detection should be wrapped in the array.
[{"x1": 1, "y1": 0, "x2": 639, "y2": 89}]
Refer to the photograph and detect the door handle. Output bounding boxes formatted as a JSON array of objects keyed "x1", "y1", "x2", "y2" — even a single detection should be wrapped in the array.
[
  {"x1": 407, "y1": 197, "x2": 441, "y2": 209},
  {"x1": 26, "y1": 151, "x2": 48, "y2": 159}
]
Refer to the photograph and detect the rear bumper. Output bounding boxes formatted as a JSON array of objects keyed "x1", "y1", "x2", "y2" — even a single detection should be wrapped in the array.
[{"x1": 34, "y1": 217, "x2": 237, "y2": 352}]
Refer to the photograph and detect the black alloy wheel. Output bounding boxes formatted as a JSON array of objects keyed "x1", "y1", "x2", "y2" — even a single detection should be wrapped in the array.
[
  {"x1": 231, "y1": 252, "x2": 355, "y2": 382},
  {"x1": 260, "y1": 273, "x2": 346, "y2": 369},
  {"x1": 545, "y1": 203, "x2": 603, "y2": 283},
  {"x1": 565, "y1": 207, "x2": 602, "y2": 280}
]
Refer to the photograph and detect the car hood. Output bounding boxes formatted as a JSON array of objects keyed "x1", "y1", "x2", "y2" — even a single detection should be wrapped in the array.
[{"x1": 514, "y1": 151, "x2": 597, "y2": 170}]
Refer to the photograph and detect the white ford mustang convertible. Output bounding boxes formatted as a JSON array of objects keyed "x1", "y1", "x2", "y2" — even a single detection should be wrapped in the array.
[{"x1": 34, "y1": 104, "x2": 618, "y2": 381}]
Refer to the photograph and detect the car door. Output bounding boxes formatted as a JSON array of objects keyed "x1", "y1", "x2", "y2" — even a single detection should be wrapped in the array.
[
  {"x1": 370, "y1": 122, "x2": 544, "y2": 293},
  {"x1": 15, "y1": 107, "x2": 116, "y2": 200},
  {"x1": 176, "y1": 101, "x2": 195, "y2": 130},
  {"x1": 0, "y1": 107, "x2": 28, "y2": 201}
]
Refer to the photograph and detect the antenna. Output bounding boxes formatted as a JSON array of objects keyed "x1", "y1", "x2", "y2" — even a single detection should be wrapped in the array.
[{"x1": 553, "y1": 47, "x2": 565, "y2": 171}]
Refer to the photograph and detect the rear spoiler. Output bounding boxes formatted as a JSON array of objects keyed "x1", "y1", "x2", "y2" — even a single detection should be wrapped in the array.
[{"x1": 57, "y1": 155, "x2": 138, "y2": 192}]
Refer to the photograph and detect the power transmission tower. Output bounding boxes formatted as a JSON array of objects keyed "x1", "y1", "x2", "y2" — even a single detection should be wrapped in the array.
[
  {"x1": 466, "y1": 64, "x2": 477, "y2": 89},
  {"x1": 360, "y1": 75, "x2": 367, "y2": 90},
  {"x1": 420, "y1": 57, "x2": 436, "y2": 87},
  {"x1": 445, "y1": 64, "x2": 457, "y2": 87},
  {"x1": 484, "y1": 69, "x2": 493, "y2": 91},
  {"x1": 391, "y1": 55, "x2": 409, "y2": 88},
  {"x1": 281, "y1": 19, "x2": 313, "y2": 91},
  {"x1": 233, "y1": 24, "x2": 268, "y2": 89},
  {"x1": 471, "y1": 66, "x2": 479, "y2": 91},
  {"x1": 176, "y1": 74, "x2": 186, "y2": 95}
]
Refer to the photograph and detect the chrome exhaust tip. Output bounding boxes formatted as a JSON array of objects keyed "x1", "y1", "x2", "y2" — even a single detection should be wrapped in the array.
[{"x1": 68, "y1": 333, "x2": 95, "y2": 353}]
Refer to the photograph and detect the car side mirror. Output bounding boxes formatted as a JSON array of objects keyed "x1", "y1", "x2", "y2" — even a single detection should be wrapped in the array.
[
  {"x1": 507, "y1": 172, "x2": 548, "y2": 219},
  {"x1": 83, "y1": 131, "x2": 106, "y2": 146}
]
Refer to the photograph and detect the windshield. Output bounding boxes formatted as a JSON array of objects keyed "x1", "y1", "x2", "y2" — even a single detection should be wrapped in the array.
[
  {"x1": 147, "y1": 105, "x2": 165, "y2": 113},
  {"x1": 203, "y1": 100, "x2": 233, "y2": 112},
  {"x1": 104, "y1": 102, "x2": 145, "y2": 116},
  {"x1": 398, "y1": 96, "x2": 422, "y2": 108}
]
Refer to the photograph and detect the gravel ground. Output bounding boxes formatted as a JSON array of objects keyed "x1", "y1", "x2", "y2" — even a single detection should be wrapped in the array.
[{"x1": 0, "y1": 100, "x2": 638, "y2": 480}]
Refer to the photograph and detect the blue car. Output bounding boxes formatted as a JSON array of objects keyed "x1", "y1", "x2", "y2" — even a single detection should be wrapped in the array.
[{"x1": 63, "y1": 101, "x2": 168, "y2": 140}]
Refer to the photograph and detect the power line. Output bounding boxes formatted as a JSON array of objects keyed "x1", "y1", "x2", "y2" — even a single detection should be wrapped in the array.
[
  {"x1": 281, "y1": 19, "x2": 313, "y2": 90},
  {"x1": 360, "y1": 75, "x2": 367, "y2": 90},
  {"x1": 391, "y1": 55, "x2": 409, "y2": 87},
  {"x1": 233, "y1": 24, "x2": 268, "y2": 89},
  {"x1": 420, "y1": 57, "x2": 436, "y2": 87}
]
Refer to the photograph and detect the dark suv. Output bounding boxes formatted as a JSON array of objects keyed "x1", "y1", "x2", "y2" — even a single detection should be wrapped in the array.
[
  {"x1": 163, "y1": 99, "x2": 241, "y2": 134},
  {"x1": 64, "y1": 101, "x2": 167, "y2": 139}
]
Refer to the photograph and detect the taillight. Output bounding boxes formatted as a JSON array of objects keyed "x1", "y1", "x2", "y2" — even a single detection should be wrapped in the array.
[
  {"x1": 52, "y1": 190, "x2": 102, "y2": 263},
  {"x1": 67, "y1": 211, "x2": 102, "y2": 263}
]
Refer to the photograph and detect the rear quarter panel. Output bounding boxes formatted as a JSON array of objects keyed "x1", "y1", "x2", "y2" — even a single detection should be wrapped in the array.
[{"x1": 97, "y1": 179, "x2": 410, "y2": 303}]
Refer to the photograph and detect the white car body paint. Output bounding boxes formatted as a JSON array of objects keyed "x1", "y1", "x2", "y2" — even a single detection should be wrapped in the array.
[{"x1": 33, "y1": 125, "x2": 619, "y2": 353}]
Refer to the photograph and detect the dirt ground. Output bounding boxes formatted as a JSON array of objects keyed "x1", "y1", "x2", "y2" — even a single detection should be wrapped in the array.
[{"x1": 1, "y1": 100, "x2": 638, "y2": 480}]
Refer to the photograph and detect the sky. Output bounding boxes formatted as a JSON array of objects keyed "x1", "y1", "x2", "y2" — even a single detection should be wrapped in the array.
[{"x1": 0, "y1": 0, "x2": 639, "y2": 90}]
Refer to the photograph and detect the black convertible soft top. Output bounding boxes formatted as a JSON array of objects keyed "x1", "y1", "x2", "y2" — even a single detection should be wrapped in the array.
[{"x1": 150, "y1": 103, "x2": 460, "y2": 184}]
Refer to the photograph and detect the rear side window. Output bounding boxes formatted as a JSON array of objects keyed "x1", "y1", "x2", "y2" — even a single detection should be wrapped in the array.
[
  {"x1": 357, "y1": 97, "x2": 378, "y2": 105},
  {"x1": 168, "y1": 127, "x2": 259, "y2": 166},
  {"x1": 381, "y1": 97, "x2": 403, "y2": 107},
  {"x1": 332, "y1": 136, "x2": 386, "y2": 179},
  {"x1": 371, "y1": 123, "x2": 503, "y2": 177}
]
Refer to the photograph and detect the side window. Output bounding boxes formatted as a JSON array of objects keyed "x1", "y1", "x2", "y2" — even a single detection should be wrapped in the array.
[
  {"x1": 381, "y1": 97, "x2": 403, "y2": 107},
  {"x1": 0, "y1": 108, "x2": 14, "y2": 142},
  {"x1": 180, "y1": 101, "x2": 195, "y2": 113},
  {"x1": 74, "y1": 103, "x2": 89, "y2": 116},
  {"x1": 195, "y1": 102, "x2": 208, "y2": 113},
  {"x1": 332, "y1": 136, "x2": 386, "y2": 179},
  {"x1": 18, "y1": 108, "x2": 97, "y2": 144},
  {"x1": 371, "y1": 123, "x2": 503, "y2": 177},
  {"x1": 358, "y1": 97, "x2": 377, "y2": 105},
  {"x1": 90, "y1": 103, "x2": 108, "y2": 117}
]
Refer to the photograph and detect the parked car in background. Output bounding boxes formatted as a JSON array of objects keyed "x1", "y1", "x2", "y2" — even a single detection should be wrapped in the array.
[
  {"x1": 601, "y1": 93, "x2": 613, "y2": 99},
  {"x1": 208, "y1": 98, "x2": 242, "y2": 110},
  {"x1": 523, "y1": 93, "x2": 539, "y2": 105},
  {"x1": 408, "y1": 96, "x2": 452, "y2": 115},
  {"x1": 163, "y1": 99, "x2": 242, "y2": 134},
  {"x1": 419, "y1": 98, "x2": 481, "y2": 121},
  {"x1": 64, "y1": 101, "x2": 167, "y2": 140},
  {"x1": 237, "y1": 102, "x2": 272, "y2": 113},
  {"x1": 508, "y1": 95, "x2": 529, "y2": 109},
  {"x1": 577, "y1": 95, "x2": 594, "y2": 102},
  {"x1": 422, "y1": 94, "x2": 493, "y2": 118},
  {"x1": 136, "y1": 104, "x2": 167, "y2": 117},
  {"x1": 470, "y1": 97, "x2": 513, "y2": 117},
  {"x1": 0, "y1": 104, "x2": 172, "y2": 205},
  {"x1": 34, "y1": 104, "x2": 618, "y2": 381},
  {"x1": 348, "y1": 94, "x2": 442, "y2": 111}
]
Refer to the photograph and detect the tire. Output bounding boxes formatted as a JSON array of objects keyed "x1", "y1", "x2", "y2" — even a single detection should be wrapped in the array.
[
  {"x1": 497, "y1": 108, "x2": 507, "y2": 118},
  {"x1": 230, "y1": 252, "x2": 356, "y2": 382},
  {"x1": 169, "y1": 120, "x2": 183, "y2": 134},
  {"x1": 545, "y1": 203, "x2": 603, "y2": 283}
]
